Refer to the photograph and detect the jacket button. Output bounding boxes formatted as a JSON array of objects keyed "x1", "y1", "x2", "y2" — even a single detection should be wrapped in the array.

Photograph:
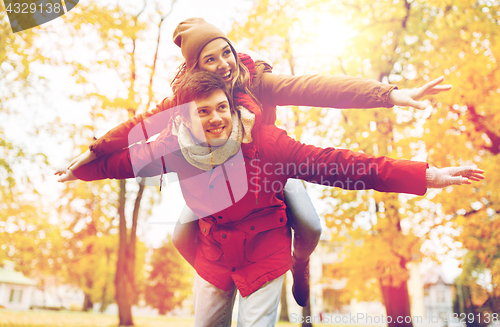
[
  {"x1": 209, "y1": 184, "x2": 214, "y2": 189},
  {"x1": 231, "y1": 267, "x2": 236, "y2": 272},
  {"x1": 203, "y1": 228, "x2": 206, "y2": 233},
  {"x1": 218, "y1": 216, "x2": 223, "y2": 219},
  {"x1": 222, "y1": 234, "x2": 227, "y2": 239},
  {"x1": 250, "y1": 226, "x2": 255, "y2": 231},
  {"x1": 280, "y1": 218, "x2": 284, "y2": 223}
]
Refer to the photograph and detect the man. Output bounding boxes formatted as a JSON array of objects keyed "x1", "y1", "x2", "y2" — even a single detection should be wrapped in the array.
[{"x1": 57, "y1": 71, "x2": 483, "y2": 327}]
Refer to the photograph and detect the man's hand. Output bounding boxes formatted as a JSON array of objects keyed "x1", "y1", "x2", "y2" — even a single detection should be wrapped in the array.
[
  {"x1": 389, "y1": 76, "x2": 452, "y2": 110},
  {"x1": 426, "y1": 166, "x2": 485, "y2": 188},
  {"x1": 54, "y1": 169, "x2": 78, "y2": 182},
  {"x1": 67, "y1": 149, "x2": 97, "y2": 171}
]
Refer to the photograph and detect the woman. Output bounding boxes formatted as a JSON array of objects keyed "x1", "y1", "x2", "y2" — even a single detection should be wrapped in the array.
[
  {"x1": 57, "y1": 70, "x2": 483, "y2": 326},
  {"x1": 61, "y1": 17, "x2": 452, "y2": 307}
]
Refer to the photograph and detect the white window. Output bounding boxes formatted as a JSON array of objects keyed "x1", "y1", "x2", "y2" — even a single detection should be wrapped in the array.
[
  {"x1": 437, "y1": 290, "x2": 445, "y2": 303},
  {"x1": 9, "y1": 289, "x2": 23, "y2": 303}
]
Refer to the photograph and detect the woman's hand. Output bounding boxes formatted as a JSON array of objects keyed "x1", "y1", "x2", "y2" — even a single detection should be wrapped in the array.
[
  {"x1": 67, "y1": 149, "x2": 97, "y2": 171},
  {"x1": 54, "y1": 169, "x2": 77, "y2": 182},
  {"x1": 426, "y1": 166, "x2": 485, "y2": 188},
  {"x1": 389, "y1": 76, "x2": 452, "y2": 110}
]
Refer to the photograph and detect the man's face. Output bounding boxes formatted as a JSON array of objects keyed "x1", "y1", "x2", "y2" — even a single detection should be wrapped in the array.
[{"x1": 186, "y1": 89, "x2": 233, "y2": 146}]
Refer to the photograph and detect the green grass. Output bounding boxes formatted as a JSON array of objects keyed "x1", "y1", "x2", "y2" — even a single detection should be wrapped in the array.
[
  {"x1": 1, "y1": 310, "x2": 185, "y2": 327},
  {"x1": 0, "y1": 309, "x2": 380, "y2": 326}
]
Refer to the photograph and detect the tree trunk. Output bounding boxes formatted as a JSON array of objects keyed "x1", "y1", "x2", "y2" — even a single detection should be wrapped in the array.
[
  {"x1": 99, "y1": 284, "x2": 108, "y2": 313},
  {"x1": 99, "y1": 279, "x2": 109, "y2": 313},
  {"x1": 115, "y1": 180, "x2": 134, "y2": 326},
  {"x1": 82, "y1": 278, "x2": 94, "y2": 311},
  {"x1": 82, "y1": 293, "x2": 93, "y2": 312},
  {"x1": 462, "y1": 284, "x2": 485, "y2": 327},
  {"x1": 379, "y1": 276, "x2": 413, "y2": 327},
  {"x1": 302, "y1": 299, "x2": 313, "y2": 327},
  {"x1": 99, "y1": 249, "x2": 111, "y2": 313},
  {"x1": 279, "y1": 273, "x2": 289, "y2": 321}
]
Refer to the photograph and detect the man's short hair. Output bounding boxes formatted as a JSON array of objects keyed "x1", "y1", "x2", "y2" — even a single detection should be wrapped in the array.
[{"x1": 174, "y1": 71, "x2": 233, "y2": 119}]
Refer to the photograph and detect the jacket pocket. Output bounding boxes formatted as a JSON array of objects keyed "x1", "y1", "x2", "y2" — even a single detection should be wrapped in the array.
[
  {"x1": 242, "y1": 210, "x2": 289, "y2": 263},
  {"x1": 198, "y1": 219, "x2": 223, "y2": 261}
]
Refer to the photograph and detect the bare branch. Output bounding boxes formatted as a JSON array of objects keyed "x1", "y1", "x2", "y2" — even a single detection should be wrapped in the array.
[
  {"x1": 466, "y1": 104, "x2": 500, "y2": 155},
  {"x1": 145, "y1": 0, "x2": 177, "y2": 111}
]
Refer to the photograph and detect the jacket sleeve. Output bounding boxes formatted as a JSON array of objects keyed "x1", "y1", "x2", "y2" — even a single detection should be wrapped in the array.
[
  {"x1": 269, "y1": 127, "x2": 427, "y2": 196},
  {"x1": 258, "y1": 73, "x2": 397, "y2": 110},
  {"x1": 73, "y1": 148, "x2": 136, "y2": 181},
  {"x1": 74, "y1": 134, "x2": 172, "y2": 181},
  {"x1": 89, "y1": 96, "x2": 176, "y2": 157}
]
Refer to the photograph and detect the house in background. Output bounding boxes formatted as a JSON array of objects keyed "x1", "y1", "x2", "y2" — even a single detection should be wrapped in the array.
[
  {"x1": 307, "y1": 237, "x2": 457, "y2": 326},
  {"x1": 29, "y1": 279, "x2": 85, "y2": 311},
  {"x1": 0, "y1": 261, "x2": 36, "y2": 310},
  {"x1": 422, "y1": 268, "x2": 455, "y2": 326}
]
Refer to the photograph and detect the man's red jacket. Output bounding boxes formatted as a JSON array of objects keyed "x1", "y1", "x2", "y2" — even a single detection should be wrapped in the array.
[{"x1": 74, "y1": 122, "x2": 427, "y2": 297}]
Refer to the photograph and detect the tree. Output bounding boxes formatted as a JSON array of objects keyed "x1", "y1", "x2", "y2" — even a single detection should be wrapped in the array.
[
  {"x1": 233, "y1": 1, "x2": 497, "y2": 326},
  {"x1": 1, "y1": 0, "x2": 65, "y2": 295},
  {"x1": 454, "y1": 252, "x2": 499, "y2": 327},
  {"x1": 35, "y1": 0, "x2": 178, "y2": 324},
  {"x1": 307, "y1": 1, "x2": 493, "y2": 325},
  {"x1": 232, "y1": 1, "x2": 426, "y2": 326},
  {"x1": 307, "y1": 2, "x2": 499, "y2": 326},
  {"x1": 144, "y1": 236, "x2": 193, "y2": 315},
  {"x1": 56, "y1": 150, "x2": 121, "y2": 312},
  {"x1": 414, "y1": 2, "x2": 500, "y2": 323}
]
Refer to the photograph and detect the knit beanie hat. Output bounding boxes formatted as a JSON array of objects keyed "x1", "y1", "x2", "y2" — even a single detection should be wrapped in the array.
[{"x1": 173, "y1": 17, "x2": 237, "y2": 70}]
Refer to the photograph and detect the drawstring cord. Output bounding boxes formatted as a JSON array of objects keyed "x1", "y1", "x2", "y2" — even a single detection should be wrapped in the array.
[
  {"x1": 160, "y1": 156, "x2": 167, "y2": 191},
  {"x1": 221, "y1": 163, "x2": 236, "y2": 204},
  {"x1": 255, "y1": 150, "x2": 259, "y2": 205}
]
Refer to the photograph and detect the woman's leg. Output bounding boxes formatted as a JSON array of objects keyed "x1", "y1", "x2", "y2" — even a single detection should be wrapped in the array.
[
  {"x1": 237, "y1": 274, "x2": 285, "y2": 327},
  {"x1": 283, "y1": 178, "x2": 322, "y2": 307},
  {"x1": 172, "y1": 205, "x2": 200, "y2": 268},
  {"x1": 284, "y1": 179, "x2": 322, "y2": 259},
  {"x1": 193, "y1": 273, "x2": 237, "y2": 327}
]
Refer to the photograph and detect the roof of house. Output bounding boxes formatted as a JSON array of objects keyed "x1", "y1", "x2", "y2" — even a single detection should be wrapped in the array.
[
  {"x1": 420, "y1": 263, "x2": 455, "y2": 285},
  {"x1": 0, "y1": 267, "x2": 36, "y2": 286}
]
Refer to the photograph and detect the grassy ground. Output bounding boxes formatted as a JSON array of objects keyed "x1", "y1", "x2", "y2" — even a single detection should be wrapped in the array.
[
  {"x1": 0, "y1": 309, "x2": 381, "y2": 326},
  {"x1": 2, "y1": 310, "x2": 184, "y2": 327}
]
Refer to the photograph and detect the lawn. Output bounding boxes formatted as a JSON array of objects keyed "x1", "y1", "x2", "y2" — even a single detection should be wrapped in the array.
[
  {"x1": 2, "y1": 310, "x2": 188, "y2": 327},
  {"x1": 0, "y1": 309, "x2": 380, "y2": 327}
]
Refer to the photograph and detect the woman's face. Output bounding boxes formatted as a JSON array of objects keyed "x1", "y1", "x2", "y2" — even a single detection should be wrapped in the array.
[{"x1": 198, "y1": 39, "x2": 237, "y2": 85}]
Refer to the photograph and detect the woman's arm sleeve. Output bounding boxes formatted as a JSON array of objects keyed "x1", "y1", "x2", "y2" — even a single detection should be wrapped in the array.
[
  {"x1": 272, "y1": 128, "x2": 427, "y2": 195},
  {"x1": 259, "y1": 73, "x2": 397, "y2": 109},
  {"x1": 89, "y1": 96, "x2": 177, "y2": 157}
]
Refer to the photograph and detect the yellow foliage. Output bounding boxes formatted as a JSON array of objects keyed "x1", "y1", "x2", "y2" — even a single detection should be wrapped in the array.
[{"x1": 230, "y1": 0, "x2": 500, "y2": 307}]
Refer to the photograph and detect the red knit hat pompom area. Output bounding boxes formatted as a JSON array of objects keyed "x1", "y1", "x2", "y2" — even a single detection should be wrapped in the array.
[{"x1": 173, "y1": 17, "x2": 238, "y2": 71}]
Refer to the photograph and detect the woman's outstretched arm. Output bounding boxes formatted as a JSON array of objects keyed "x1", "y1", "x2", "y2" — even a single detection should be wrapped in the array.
[{"x1": 259, "y1": 73, "x2": 450, "y2": 112}]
